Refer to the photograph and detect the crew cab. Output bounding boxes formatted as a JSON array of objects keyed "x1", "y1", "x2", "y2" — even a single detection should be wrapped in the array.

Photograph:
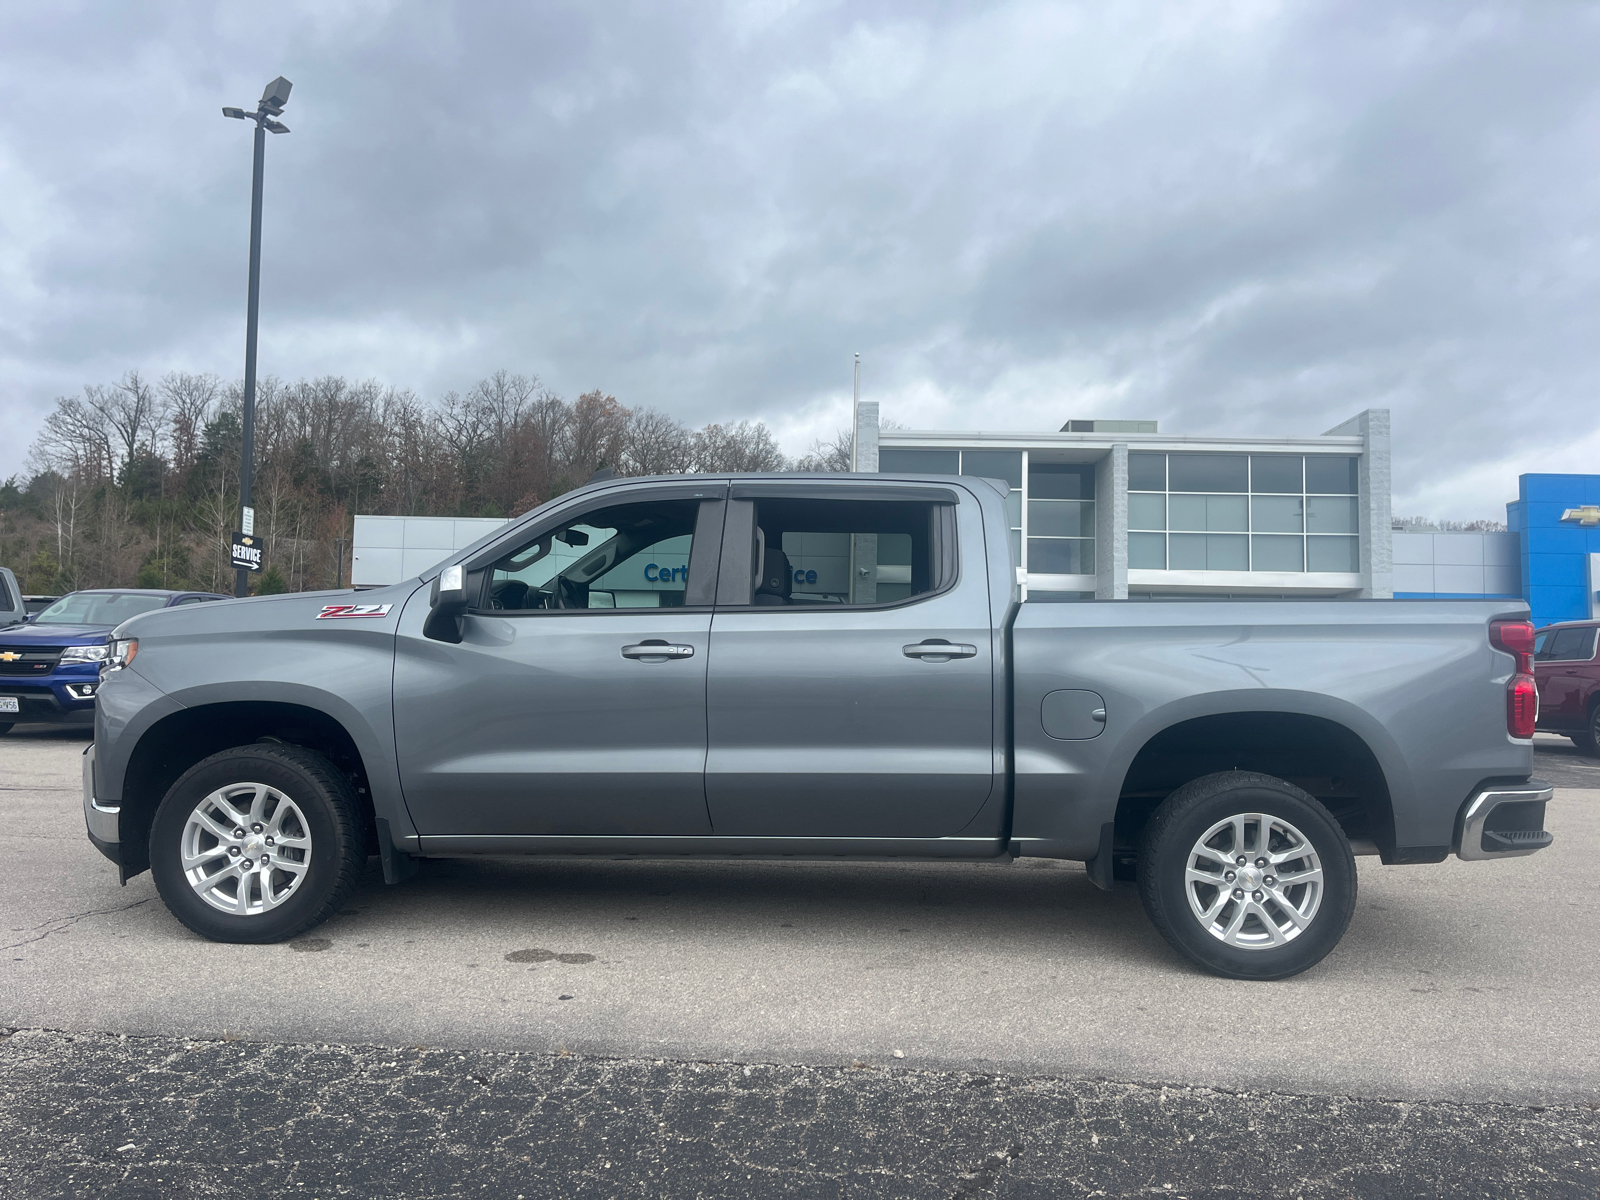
[
  {"x1": 83, "y1": 473, "x2": 1553, "y2": 979},
  {"x1": 1533, "y1": 620, "x2": 1600, "y2": 752},
  {"x1": 0, "y1": 588, "x2": 226, "y2": 733}
]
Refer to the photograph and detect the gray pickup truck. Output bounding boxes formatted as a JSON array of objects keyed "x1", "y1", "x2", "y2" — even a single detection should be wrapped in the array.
[{"x1": 83, "y1": 472, "x2": 1553, "y2": 979}]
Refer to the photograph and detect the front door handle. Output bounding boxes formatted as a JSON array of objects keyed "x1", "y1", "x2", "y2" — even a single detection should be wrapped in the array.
[
  {"x1": 621, "y1": 642, "x2": 695, "y2": 661},
  {"x1": 902, "y1": 640, "x2": 978, "y2": 660}
]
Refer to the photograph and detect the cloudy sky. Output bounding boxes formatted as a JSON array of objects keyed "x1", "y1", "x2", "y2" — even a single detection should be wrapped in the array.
[{"x1": 2, "y1": 1, "x2": 1598, "y2": 519}]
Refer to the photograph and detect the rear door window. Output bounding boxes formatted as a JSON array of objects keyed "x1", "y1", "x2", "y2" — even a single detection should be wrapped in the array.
[
  {"x1": 726, "y1": 496, "x2": 950, "y2": 608},
  {"x1": 1538, "y1": 628, "x2": 1597, "y2": 662}
]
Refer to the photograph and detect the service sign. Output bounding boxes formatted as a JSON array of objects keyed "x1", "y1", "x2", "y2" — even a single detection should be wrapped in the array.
[{"x1": 230, "y1": 532, "x2": 263, "y2": 572}]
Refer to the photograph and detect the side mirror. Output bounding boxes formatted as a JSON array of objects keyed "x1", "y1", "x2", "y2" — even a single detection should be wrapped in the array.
[{"x1": 424, "y1": 564, "x2": 469, "y2": 643}]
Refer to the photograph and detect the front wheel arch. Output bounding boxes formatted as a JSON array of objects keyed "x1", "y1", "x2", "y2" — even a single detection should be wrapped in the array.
[{"x1": 119, "y1": 701, "x2": 378, "y2": 879}]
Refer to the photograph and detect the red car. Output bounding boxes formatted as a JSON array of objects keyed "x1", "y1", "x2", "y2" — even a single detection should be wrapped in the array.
[{"x1": 1534, "y1": 620, "x2": 1600, "y2": 751}]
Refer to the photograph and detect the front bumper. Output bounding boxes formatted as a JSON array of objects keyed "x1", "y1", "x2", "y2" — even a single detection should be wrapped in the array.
[
  {"x1": 0, "y1": 670, "x2": 99, "y2": 725},
  {"x1": 82, "y1": 743, "x2": 121, "y2": 864},
  {"x1": 1455, "y1": 780, "x2": 1555, "y2": 861}
]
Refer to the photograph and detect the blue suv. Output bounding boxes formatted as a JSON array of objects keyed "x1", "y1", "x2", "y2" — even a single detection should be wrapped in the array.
[{"x1": 0, "y1": 589, "x2": 227, "y2": 734}]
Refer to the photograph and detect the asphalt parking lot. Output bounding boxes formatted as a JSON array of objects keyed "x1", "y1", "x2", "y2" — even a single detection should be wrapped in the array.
[{"x1": 4, "y1": 727, "x2": 1599, "y2": 1196}]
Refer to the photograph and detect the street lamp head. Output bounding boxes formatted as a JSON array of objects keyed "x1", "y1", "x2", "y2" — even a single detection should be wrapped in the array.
[
  {"x1": 263, "y1": 119, "x2": 290, "y2": 135},
  {"x1": 222, "y1": 106, "x2": 250, "y2": 119},
  {"x1": 258, "y1": 76, "x2": 292, "y2": 115}
]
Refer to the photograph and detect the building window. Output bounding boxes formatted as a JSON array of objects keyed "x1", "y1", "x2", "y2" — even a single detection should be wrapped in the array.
[
  {"x1": 879, "y1": 447, "x2": 1096, "y2": 577},
  {"x1": 1027, "y1": 461, "x2": 1095, "y2": 577},
  {"x1": 1128, "y1": 452, "x2": 1359, "y2": 573}
]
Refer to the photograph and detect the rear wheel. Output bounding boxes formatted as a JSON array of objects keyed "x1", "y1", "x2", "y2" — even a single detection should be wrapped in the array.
[
  {"x1": 149, "y1": 743, "x2": 366, "y2": 944},
  {"x1": 1569, "y1": 707, "x2": 1599, "y2": 756},
  {"x1": 1138, "y1": 771, "x2": 1357, "y2": 980}
]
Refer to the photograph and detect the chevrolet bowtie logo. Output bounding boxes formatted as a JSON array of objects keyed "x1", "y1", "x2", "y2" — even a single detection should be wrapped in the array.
[
  {"x1": 1561, "y1": 505, "x2": 1600, "y2": 526},
  {"x1": 0, "y1": 652, "x2": 20, "y2": 662}
]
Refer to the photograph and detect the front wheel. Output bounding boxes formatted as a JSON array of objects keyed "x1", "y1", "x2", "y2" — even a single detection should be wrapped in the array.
[
  {"x1": 1138, "y1": 771, "x2": 1357, "y2": 980},
  {"x1": 149, "y1": 743, "x2": 366, "y2": 944}
]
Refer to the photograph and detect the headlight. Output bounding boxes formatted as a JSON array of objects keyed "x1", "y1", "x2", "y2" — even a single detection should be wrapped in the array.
[
  {"x1": 102, "y1": 638, "x2": 139, "y2": 673},
  {"x1": 60, "y1": 644, "x2": 111, "y2": 664}
]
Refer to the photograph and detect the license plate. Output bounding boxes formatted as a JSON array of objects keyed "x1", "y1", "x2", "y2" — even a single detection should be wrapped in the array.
[{"x1": 0, "y1": 697, "x2": 18, "y2": 713}]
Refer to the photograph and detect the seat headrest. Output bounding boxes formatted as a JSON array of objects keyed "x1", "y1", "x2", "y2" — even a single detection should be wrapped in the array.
[{"x1": 754, "y1": 542, "x2": 792, "y2": 604}]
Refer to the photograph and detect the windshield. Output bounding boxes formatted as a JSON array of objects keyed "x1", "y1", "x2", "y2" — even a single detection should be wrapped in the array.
[{"x1": 33, "y1": 592, "x2": 168, "y2": 626}]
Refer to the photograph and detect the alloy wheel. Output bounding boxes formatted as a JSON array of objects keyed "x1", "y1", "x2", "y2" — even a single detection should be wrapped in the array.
[
  {"x1": 180, "y1": 782, "x2": 313, "y2": 916},
  {"x1": 1183, "y1": 811, "x2": 1324, "y2": 949}
]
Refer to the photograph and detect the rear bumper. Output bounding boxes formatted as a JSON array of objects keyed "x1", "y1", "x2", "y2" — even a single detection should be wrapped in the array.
[
  {"x1": 82, "y1": 743, "x2": 122, "y2": 864},
  {"x1": 1455, "y1": 780, "x2": 1555, "y2": 861}
]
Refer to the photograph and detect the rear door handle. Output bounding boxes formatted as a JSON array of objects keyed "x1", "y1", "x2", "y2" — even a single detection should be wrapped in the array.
[
  {"x1": 621, "y1": 642, "x2": 695, "y2": 660},
  {"x1": 902, "y1": 640, "x2": 978, "y2": 660}
]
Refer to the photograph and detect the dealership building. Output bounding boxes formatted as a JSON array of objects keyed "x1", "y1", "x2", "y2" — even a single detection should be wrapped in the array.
[{"x1": 350, "y1": 403, "x2": 1599, "y2": 629}]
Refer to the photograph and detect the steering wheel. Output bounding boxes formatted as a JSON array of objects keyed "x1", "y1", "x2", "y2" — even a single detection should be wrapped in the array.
[{"x1": 554, "y1": 576, "x2": 586, "y2": 610}]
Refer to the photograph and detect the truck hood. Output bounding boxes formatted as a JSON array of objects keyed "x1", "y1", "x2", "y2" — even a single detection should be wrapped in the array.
[
  {"x1": 110, "y1": 581, "x2": 426, "y2": 640},
  {"x1": 0, "y1": 623, "x2": 113, "y2": 645}
]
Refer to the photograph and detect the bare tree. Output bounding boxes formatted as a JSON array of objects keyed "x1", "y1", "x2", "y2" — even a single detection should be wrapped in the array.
[
  {"x1": 692, "y1": 420, "x2": 789, "y2": 472},
  {"x1": 793, "y1": 427, "x2": 853, "y2": 473},
  {"x1": 621, "y1": 408, "x2": 694, "y2": 476},
  {"x1": 161, "y1": 372, "x2": 222, "y2": 476},
  {"x1": 567, "y1": 390, "x2": 630, "y2": 479}
]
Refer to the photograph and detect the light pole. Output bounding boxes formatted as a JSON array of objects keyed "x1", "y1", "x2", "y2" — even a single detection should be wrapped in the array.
[
  {"x1": 850, "y1": 351, "x2": 860, "y2": 471},
  {"x1": 222, "y1": 76, "x2": 292, "y2": 597}
]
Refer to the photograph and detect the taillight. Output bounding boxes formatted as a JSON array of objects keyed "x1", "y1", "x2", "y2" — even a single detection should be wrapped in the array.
[
  {"x1": 1490, "y1": 620, "x2": 1537, "y2": 738},
  {"x1": 1507, "y1": 675, "x2": 1537, "y2": 739}
]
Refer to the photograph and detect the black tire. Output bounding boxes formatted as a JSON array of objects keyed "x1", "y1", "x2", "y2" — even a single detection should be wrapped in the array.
[
  {"x1": 1138, "y1": 770, "x2": 1357, "y2": 981},
  {"x1": 1570, "y1": 709, "x2": 1599, "y2": 756},
  {"x1": 149, "y1": 743, "x2": 366, "y2": 944}
]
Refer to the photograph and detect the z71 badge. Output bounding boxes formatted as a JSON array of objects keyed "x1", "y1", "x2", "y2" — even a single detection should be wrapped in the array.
[{"x1": 316, "y1": 604, "x2": 393, "y2": 620}]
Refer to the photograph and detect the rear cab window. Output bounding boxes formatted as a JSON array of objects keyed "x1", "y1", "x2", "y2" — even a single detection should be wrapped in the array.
[{"x1": 717, "y1": 490, "x2": 958, "y2": 609}]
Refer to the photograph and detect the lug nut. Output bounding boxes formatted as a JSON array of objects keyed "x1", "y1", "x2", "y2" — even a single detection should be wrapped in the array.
[
  {"x1": 264, "y1": 836, "x2": 275, "y2": 847},
  {"x1": 252, "y1": 823, "x2": 263, "y2": 834},
  {"x1": 1265, "y1": 876, "x2": 1276, "y2": 887},
  {"x1": 1224, "y1": 870, "x2": 1236, "y2": 882},
  {"x1": 240, "y1": 858, "x2": 253, "y2": 870},
  {"x1": 228, "y1": 846, "x2": 241, "y2": 857},
  {"x1": 1252, "y1": 889, "x2": 1264, "y2": 901},
  {"x1": 1236, "y1": 855, "x2": 1247, "y2": 865},
  {"x1": 233, "y1": 828, "x2": 245, "y2": 839},
  {"x1": 1255, "y1": 857, "x2": 1267, "y2": 868},
  {"x1": 1232, "y1": 888, "x2": 1244, "y2": 899}
]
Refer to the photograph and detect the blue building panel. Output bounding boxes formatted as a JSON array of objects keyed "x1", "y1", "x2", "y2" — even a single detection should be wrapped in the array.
[
  {"x1": 1527, "y1": 551, "x2": 1589, "y2": 586},
  {"x1": 1528, "y1": 586, "x2": 1590, "y2": 625},
  {"x1": 1502, "y1": 475, "x2": 1600, "y2": 628},
  {"x1": 1522, "y1": 505, "x2": 1589, "y2": 543},
  {"x1": 1521, "y1": 475, "x2": 1595, "y2": 503}
]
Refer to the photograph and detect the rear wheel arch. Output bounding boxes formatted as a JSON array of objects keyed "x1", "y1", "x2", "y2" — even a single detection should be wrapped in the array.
[
  {"x1": 118, "y1": 701, "x2": 378, "y2": 879},
  {"x1": 1108, "y1": 710, "x2": 1395, "y2": 878}
]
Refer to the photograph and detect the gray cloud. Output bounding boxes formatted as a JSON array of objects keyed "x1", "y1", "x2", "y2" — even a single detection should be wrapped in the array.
[{"x1": 2, "y1": 1, "x2": 1598, "y2": 519}]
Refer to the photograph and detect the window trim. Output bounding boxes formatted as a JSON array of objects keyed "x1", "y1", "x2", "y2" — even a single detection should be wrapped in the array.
[
  {"x1": 714, "y1": 494, "x2": 960, "y2": 612},
  {"x1": 728, "y1": 481, "x2": 960, "y2": 505}
]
